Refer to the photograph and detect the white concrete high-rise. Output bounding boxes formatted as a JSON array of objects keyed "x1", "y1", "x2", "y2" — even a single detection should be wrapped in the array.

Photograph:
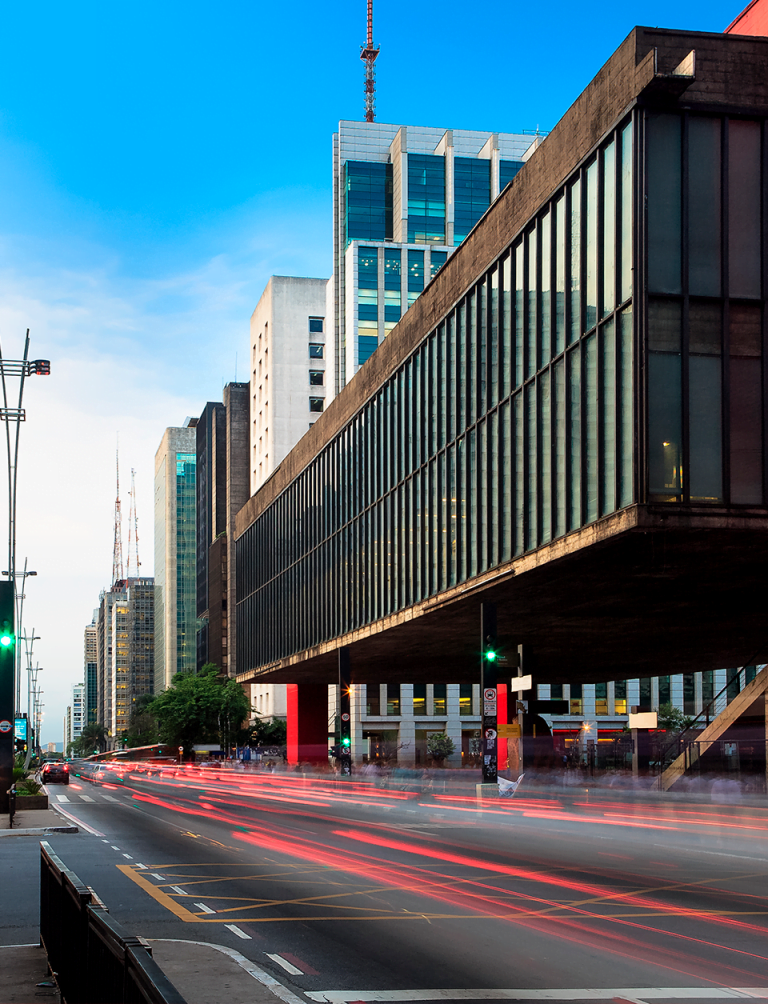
[{"x1": 250, "y1": 276, "x2": 333, "y2": 495}]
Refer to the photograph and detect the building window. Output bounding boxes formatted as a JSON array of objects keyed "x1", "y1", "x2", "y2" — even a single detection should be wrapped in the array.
[
  {"x1": 454, "y1": 157, "x2": 491, "y2": 246},
  {"x1": 309, "y1": 317, "x2": 324, "y2": 333},
  {"x1": 345, "y1": 160, "x2": 393, "y2": 244},
  {"x1": 614, "y1": 681, "x2": 627, "y2": 715},
  {"x1": 413, "y1": 683, "x2": 426, "y2": 716},
  {"x1": 430, "y1": 250, "x2": 448, "y2": 278},
  {"x1": 309, "y1": 371, "x2": 324, "y2": 386},
  {"x1": 386, "y1": 683, "x2": 400, "y2": 716},
  {"x1": 595, "y1": 682, "x2": 608, "y2": 716},
  {"x1": 366, "y1": 686, "x2": 380, "y2": 716},
  {"x1": 309, "y1": 398, "x2": 324, "y2": 413},
  {"x1": 309, "y1": 344, "x2": 324, "y2": 359},
  {"x1": 408, "y1": 154, "x2": 445, "y2": 244},
  {"x1": 459, "y1": 683, "x2": 472, "y2": 716},
  {"x1": 570, "y1": 683, "x2": 583, "y2": 716},
  {"x1": 433, "y1": 683, "x2": 446, "y2": 716}
]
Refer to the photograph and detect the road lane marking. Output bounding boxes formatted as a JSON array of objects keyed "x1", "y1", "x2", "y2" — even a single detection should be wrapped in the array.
[
  {"x1": 193, "y1": 903, "x2": 216, "y2": 914},
  {"x1": 102, "y1": 795, "x2": 120, "y2": 802},
  {"x1": 226, "y1": 924, "x2": 251, "y2": 940},
  {"x1": 123, "y1": 854, "x2": 133, "y2": 859},
  {"x1": 79, "y1": 795, "x2": 95, "y2": 802},
  {"x1": 50, "y1": 802, "x2": 103, "y2": 836},
  {"x1": 117, "y1": 866, "x2": 200, "y2": 921},
  {"x1": 280, "y1": 952, "x2": 319, "y2": 975},
  {"x1": 150, "y1": 873, "x2": 166, "y2": 880},
  {"x1": 303, "y1": 990, "x2": 768, "y2": 1002},
  {"x1": 267, "y1": 953, "x2": 302, "y2": 975},
  {"x1": 56, "y1": 795, "x2": 70, "y2": 802},
  {"x1": 111, "y1": 845, "x2": 120, "y2": 850},
  {"x1": 170, "y1": 885, "x2": 189, "y2": 896}
]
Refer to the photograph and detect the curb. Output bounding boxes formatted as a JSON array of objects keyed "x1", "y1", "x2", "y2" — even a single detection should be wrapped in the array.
[
  {"x1": 148, "y1": 940, "x2": 305, "y2": 1004},
  {"x1": 0, "y1": 825, "x2": 78, "y2": 837}
]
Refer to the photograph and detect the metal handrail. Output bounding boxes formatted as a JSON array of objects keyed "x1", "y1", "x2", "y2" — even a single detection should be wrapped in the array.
[{"x1": 40, "y1": 841, "x2": 186, "y2": 1004}]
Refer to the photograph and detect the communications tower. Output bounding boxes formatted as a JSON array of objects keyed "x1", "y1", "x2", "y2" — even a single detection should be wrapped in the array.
[
  {"x1": 126, "y1": 468, "x2": 141, "y2": 579},
  {"x1": 112, "y1": 449, "x2": 124, "y2": 586},
  {"x1": 360, "y1": 0, "x2": 379, "y2": 122}
]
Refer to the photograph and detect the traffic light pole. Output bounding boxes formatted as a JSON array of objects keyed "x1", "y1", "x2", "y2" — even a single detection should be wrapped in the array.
[
  {"x1": 481, "y1": 602, "x2": 498, "y2": 786},
  {"x1": 0, "y1": 580, "x2": 15, "y2": 814},
  {"x1": 338, "y1": 647, "x2": 352, "y2": 775}
]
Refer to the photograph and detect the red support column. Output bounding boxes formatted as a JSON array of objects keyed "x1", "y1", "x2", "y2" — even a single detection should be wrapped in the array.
[
  {"x1": 497, "y1": 683, "x2": 508, "y2": 770},
  {"x1": 286, "y1": 684, "x2": 329, "y2": 765}
]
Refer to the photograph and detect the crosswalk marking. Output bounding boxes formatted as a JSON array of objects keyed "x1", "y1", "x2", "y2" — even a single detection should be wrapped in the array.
[
  {"x1": 79, "y1": 795, "x2": 95, "y2": 802},
  {"x1": 102, "y1": 794, "x2": 120, "y2": 802},
  {"x1": 56, "y1": 794, "x2": 70, "y2": 802}
]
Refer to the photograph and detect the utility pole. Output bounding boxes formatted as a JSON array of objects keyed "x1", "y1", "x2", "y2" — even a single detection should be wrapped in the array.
[
  {"x1": 480, "y1": 603, "x2": 498, "y2": 790},
  {"x1": 338, "y1": 647, "x2": 352, "y2": 775},
  {"x1": 0, "y1": 333, "x2": 50, "y2": 812}
]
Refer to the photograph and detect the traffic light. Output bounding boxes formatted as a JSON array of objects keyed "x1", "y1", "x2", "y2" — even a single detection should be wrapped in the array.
[
  {"x1": 0, "y1": 620, "x2": 13, "y2": 648},
  {"x1": 341, "y1": 736, "x2": 350, "y2": 748},
  {"x1": 32, "y1": 360, "x2": 51, "y2": 375},
  {"x1": 483, "y1": 635, "x2": 498, "y2": 663}
]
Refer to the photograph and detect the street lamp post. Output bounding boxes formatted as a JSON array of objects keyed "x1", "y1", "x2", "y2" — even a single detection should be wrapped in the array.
[
  {"x1": 3, "y1": 563, "x2": 37, "y2": 710},
  {"x1": 0, "y1": 332, "x2": 50, "y2": 812}
]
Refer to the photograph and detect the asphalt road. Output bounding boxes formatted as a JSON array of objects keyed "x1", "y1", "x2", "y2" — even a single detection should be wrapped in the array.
[{"x1": 10, "y1": 768, "x2": 768, "y2": 1004}]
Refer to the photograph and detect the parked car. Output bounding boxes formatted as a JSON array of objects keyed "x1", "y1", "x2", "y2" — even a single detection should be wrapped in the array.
[{"x1": 41, "y1": 762, "x2": 70, "y2": 785}]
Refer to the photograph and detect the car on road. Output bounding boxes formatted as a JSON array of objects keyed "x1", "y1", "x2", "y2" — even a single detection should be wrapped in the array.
[{"x1": 41, "y1": 762, "x2": 70, "y2": 785}]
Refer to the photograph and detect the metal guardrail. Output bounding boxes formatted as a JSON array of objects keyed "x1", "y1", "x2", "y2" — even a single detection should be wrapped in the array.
[{"x1": 40, "y1": 840, "x2": 186, "y2": 1004}]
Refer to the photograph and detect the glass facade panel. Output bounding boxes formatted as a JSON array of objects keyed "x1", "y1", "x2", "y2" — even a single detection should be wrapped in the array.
[
  {"x1": 601, "y1": 319, "x2": 616, "y2": 516},
  {"x1": 345, "y1": 161, "x2": 392, "y2": 244},
  {"x1": 408, "y1": 154, "x2": 446, "y2": 244},
  {"x1": 730, "y1": 304, "x2": 763, "y2": 503},
  {"x1": 569, "y1": 177, "x2": 581, "y2": 344},
  {"x1": 728, "y1": 120, "x2": 761, "y2": 299},
  {"x1": 689, "y1": 301, "x2": 723, "y2": 501},
  {"x1": 454, "y1": 157, "x2": 491, "y2": 245},
  {"x1": 602, "y1": 140, "x2": 616, "y2": 318},
  {"x1": 647, "y1": 114, "x2": 682, "y2": 294},
  {"x1": 688, "y1": 117, "x2": 721, "y2": 297},
  {"x1": 620, "y1": 122, "x2": 633, "y2": 304},
  {"x1": 585, "y1": 160, "x2": 598, "y2": 330},
  {"x1": 413, "y1": 683, "x2": 426, "y2": 716},
  {"x1": 648, "y1": 300, "x2": 683, "y2": 498},
  {"x1": 500, "y1": 160, "x2": 524, "y2": 189}
]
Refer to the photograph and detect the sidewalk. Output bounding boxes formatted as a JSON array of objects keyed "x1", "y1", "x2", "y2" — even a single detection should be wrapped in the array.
[
  {"x1": 0, "y1": 945, "x2": 56, "y2": 1003},
  {"x1": 0, "y1": 806, "x2": 78, "y2": 835}
]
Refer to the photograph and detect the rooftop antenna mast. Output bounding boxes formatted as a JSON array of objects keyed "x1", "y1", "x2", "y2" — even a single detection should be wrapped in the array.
[
  {"x1": 112, "y1": 446, "x2": 124, "y2": 586},
  {"x1": 127, "y1": 468, "x2": 140, "y2": 579},
  {"x1": 360, "y1": 0, "x2": 380, "y2": 123}
]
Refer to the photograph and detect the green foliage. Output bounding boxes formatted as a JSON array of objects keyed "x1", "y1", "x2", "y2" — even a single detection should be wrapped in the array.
[
  {"x1": 17, "y1": 778, "x2": 42, "y2": 795},
  {"x1": 12, "y1": 765, "x2": 28, "y2": 783},
  {"x1": 149, "y1": 663, "x2": 252, "y2": 757},
  {"x1": 250, "y1": 716, "x2": 287, "y2": 747},
  {"x1": 70, "y1": 723, "x2": 108, "y2": 758},
  {"x1": 656, "y1": 702, "x2": 695, "y2": 735},
  {"x1": 426, "y1": 732, "x2": 456, "y2": 763}
]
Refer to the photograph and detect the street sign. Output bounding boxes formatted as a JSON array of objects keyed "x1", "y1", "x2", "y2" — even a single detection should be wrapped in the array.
[
  {"x1": 484, "y1": 728, "x2": 497, "y2": 740},
  {"x1": 15, "y1": 718, "x2": 26, "y2": 740},
  {"x1": 628, "y1": 711, "x2": 658, "y2": 730},
  {"x1": 497, "y1": 723, "x2": 522, "y2": 738},
  {"x1": 510, "y1": 675, "x2": 533, "y2": 693},
  {"x1": 0, "y1": 720, "x2": 11, "y2": 733},
  {"x1": 341, "y1": 713, "x2": 350, "y2": 722}
]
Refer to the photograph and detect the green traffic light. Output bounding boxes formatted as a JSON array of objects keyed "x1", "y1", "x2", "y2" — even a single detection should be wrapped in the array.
[
  {"x1": 485, "y1": 649, "x2": 497, "y2": 662},
  {"x1": 0, "y1": 632, "x2": 13, "y2": 648},
  {"x1": 342, "y1": 737, "x2": 350, "y2": 746}
]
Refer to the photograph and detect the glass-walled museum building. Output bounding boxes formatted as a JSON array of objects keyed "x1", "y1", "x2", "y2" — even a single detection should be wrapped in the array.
[{"x1": 236, "y1": 26, "x2": 768, "y2": 758}]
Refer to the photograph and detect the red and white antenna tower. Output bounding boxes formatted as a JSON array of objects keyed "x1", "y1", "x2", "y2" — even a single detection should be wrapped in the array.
[
  {"x1": 112, "y1": 448, "x2": 124, "y2": 586},
  {"x1": 127, "y1": 468, "x2": 141, "y2": 579},
  {"x1": 360, "y1": 0, "x2": 380, "y2": 123}
]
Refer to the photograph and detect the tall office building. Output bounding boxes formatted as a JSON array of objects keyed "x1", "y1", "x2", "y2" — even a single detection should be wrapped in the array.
[
  {"x1": 250, "y1": 276, "x2": 332, "y2": 494},
  {"x1": 332, "y1": 121, "x2": 541, "y2": 389},
  {"x1": 154, "y1": 422, "x2": 197, "y2": 692},
  {"x1": 66, "y1": 682, "x2": 85, "y2": 750},
  {"x1": 84, "y1": 612, "x2": 98, "y2": 725},
  {"x1": 97, "y1": 578, "x2": 154, "y2": 744},
  {"x1": 196, "y1": 385, "x2": 250, "y2": 676}
]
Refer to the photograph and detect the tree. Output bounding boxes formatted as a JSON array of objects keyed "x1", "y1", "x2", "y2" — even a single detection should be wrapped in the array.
[
  {"x1": 149, "y1": 663, "x2": 252, "y2": 758},
  {"x1": 71, "y1": 723, "x2": 108, "y2": 758},
  {"x1": 219, "y1": 678, "x2": 253, "y2": 754},
  {"x1": 656, "y1": 702, "x2": 695, "y2": 736},
  {"x1": 250, "y1": 716, "x2": 287, "y2": 747},
  {"x1": 426, "y1": 732, "x2": 456, "y2": 765}
]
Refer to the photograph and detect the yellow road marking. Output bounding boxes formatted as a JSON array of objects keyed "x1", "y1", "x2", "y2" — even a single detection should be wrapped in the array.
[{"x1": 117, "y1": 865, "x2": 201, "y2": 922}]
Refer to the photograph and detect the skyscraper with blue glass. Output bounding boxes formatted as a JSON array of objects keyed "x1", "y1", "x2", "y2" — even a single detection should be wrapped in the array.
[{"x1": 333, "y1": 120, "x2": 541, "y2": 390}]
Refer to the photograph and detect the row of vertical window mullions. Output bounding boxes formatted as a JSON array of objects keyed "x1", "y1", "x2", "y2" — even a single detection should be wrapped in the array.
[{"x1": 645, "y1": 111, "x2": 767, "y2": 506}]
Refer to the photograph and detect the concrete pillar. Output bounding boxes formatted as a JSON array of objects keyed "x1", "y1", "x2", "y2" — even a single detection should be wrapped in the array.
[
  {"x1": 497, "y1": 683, "x2": 508, "y2": 770},
  {"x1": 286, "y1": 684, "x2": 329, "y2": 765},
  {"x1": 351, "y1": 684, "x2": 365, "y2": 764},
  {"x1": 445, "y1": 684, "x2": 462, "y2": 766}
]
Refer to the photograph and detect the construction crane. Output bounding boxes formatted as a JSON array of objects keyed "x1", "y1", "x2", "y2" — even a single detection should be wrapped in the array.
[
  {"x1": 360, "y1": 0, "x2": 379, "y2": 123},
  {"x1": 112, "y1": 449, "x2": 124, "y2": 586},
  {"x1": 127, "y1": 468, "x2": 140, "y2": 579}
]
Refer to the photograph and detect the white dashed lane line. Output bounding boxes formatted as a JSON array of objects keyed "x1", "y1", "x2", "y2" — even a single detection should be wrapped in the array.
[
  {"x1": 193, "y1": 902, "x2": 216, "y2": 914},
  {"x1": 225, "y1": 924, "x2": 251, "y2": 940},
  {"x1": 170, "y1": 886, "x2": 189, "y2": 896},
  {"x1": 266, "y1": 954, "x2": 302, "y2": 976}
]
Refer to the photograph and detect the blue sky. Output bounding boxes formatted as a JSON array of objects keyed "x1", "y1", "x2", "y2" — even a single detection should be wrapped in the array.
[{"x1": 0, "y1": 0, "x2": 739, "y2": 742}]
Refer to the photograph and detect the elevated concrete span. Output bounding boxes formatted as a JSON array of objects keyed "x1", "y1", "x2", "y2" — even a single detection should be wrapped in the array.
[{"x1": 235, "y1": 27, "x2": 768, "y2": 691}]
